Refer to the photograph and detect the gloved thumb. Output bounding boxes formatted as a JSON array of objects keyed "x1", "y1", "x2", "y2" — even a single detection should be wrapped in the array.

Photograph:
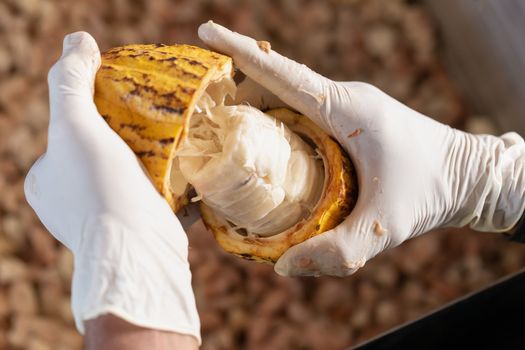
[
  {"x1": 47, "y1": 32, "x2": 101, "y2": 127},
  {"x1": 274, "y1": 209, "x2": 388, "y2": 277},
  {"x1": 198, "y1": 21, "x2": 333, "y2": 132}
]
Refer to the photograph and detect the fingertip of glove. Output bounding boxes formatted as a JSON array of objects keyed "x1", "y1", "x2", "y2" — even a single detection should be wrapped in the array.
[
  {"x1": 49, "y1": 31, "x2": 101, "y2": 91},
  {"x1": 274, "y1": 258, "x2": 290, "y2": 277},
  {"x1": 198, "y1": 21, "x2": 239, "y2": 53},
  {"x1": 63, "y1": 32, "x2": 100, "y2": 60},
  {"x1": 274, "y1": 229, "x2": 365, "y2": 277},
  {"x1": 197, "y1": 21, "x2": 217, "y2": 43},
  {"x1": 274, "y1": 248, "x2": 317, "y2": 277},
  {"x1": 58, "y1": 31, "x2": 101, "y2": 77}
]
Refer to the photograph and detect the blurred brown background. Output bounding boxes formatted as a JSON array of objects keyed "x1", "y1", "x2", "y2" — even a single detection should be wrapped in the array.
[{"x1": 1, "y1": 0, "x2": 525, "y2": 349}]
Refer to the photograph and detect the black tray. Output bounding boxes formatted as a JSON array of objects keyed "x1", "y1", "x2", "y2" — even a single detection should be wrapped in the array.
[{"x1": 354, "y1": 269, "x2": 525, "y2": 349}]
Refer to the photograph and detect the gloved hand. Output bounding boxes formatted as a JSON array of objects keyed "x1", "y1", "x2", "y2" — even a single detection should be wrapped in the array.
[
  {"x1": 198, "y1": 22, "x2": 525, "y2": 277},
  {"x1": 24, "y1": 32, "x2": 200, "y2": 343}
]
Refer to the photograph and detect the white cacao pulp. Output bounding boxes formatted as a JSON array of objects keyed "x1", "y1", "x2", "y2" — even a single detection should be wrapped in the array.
[{"x1": 173, "y1": 78, "x2": 324, "y2": 236}]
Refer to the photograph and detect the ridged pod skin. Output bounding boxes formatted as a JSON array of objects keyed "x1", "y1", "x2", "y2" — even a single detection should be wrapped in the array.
[
  {"x1": 94, "y1": 44, "x2": 358, "y2": 264},
  {"x1": 201, "y1": 108, "x2": 357, "y2": 263},
  {"x1": 94, "y1": 44, "x2": 233, "y2": 211}
]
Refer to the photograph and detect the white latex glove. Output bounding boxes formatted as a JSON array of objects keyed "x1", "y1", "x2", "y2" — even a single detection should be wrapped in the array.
[
  {"x1": 24, "y1": 32, "x2": 200, "y2": 342},
  {"x1": 198, "y1": 22, "x2": 525, "y2": 277}
]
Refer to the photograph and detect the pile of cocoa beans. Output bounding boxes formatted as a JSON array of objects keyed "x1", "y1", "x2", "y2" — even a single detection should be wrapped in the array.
[{"x1": 1, "y1": 0, "x2": 523, "y2": 349}]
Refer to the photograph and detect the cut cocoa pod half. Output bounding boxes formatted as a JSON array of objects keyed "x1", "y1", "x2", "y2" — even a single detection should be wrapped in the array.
[
  {"x1": 200, "y1": 108, "x2": 357, "y2": 263},
  {"x1": 94, "y1": 44, "x2": 233, "y2": 212}
]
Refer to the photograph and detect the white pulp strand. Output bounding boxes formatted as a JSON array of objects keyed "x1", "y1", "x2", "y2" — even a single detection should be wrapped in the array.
[{"x1": 176, "y1": 80, "x2": 324, "y2": 236}]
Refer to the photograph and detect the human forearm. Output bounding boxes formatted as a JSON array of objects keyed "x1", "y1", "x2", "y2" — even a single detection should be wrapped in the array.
[{"x1": 85, "y1": 315, "x2": 198, "y2": 350}]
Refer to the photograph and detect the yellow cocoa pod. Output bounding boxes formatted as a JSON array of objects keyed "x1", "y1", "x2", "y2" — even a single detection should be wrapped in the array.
[{"x1": 94, "y1": 44, "x2": 233, "y2": 211}]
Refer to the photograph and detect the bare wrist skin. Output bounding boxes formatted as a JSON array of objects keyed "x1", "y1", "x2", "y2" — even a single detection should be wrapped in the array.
[{"x1": 85, "y1": 315, "x2": 199, "y2": 350}]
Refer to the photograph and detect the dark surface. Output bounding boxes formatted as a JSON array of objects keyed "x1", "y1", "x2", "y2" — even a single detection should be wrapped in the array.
[{"x1": 354, "y1": 268, "x2": 525, "y2": 349}]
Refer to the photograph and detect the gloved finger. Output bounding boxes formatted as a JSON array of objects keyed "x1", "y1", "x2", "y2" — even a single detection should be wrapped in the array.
[
  {"x1": 198, "y1": 21, "x2": 332, "y2": 130},
  {"x1": 47, "y1": 32, "x2": 101, "y2": 128},
  {"x1": 274, "y1": 228, "x2": 361, "y2": 277},
  {"x1": 274, "y1": 208, "x2": 389, "y2": 277}
]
